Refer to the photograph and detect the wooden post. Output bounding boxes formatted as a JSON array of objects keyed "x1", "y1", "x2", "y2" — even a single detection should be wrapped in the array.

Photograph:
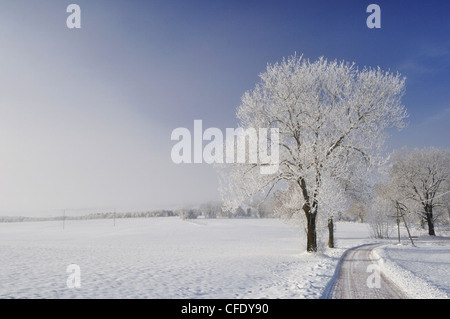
[
  {"x1": 398, "y1": 202, "x2": 415, "y2": 246},
  {"x1": 328, "y1": 217, "x2": 334, "y2": 248},
  {"x1": 395, "y1": 202, "x2": 401, "y2": 245}
]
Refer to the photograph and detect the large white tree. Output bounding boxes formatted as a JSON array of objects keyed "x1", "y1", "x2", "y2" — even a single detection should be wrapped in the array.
[
  {"x1": 220, "y1": 55, "x2": 407, "y2": 252},
  {"x1": 388, "y1": 147, "x2": 450, "y2": 236}
]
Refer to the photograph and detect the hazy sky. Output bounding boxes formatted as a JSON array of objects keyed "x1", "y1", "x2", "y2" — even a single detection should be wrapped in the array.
[{"x1": 0, "y1": 0, "x2": 449, "y2": 216}]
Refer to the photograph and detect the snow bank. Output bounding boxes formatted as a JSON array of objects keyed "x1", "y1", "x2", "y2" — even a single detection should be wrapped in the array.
[{"x1": 372, "y1": 240, "x2": 450, "y2": 299}]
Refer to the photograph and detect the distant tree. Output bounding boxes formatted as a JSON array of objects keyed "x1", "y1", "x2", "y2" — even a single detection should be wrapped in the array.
[
  {"x1": 346, "y1": 202, "x2": 369, "y2": 223},
  {"x1": 388, "y1": 147, "x2": 450, "y2": 236},
  {"x1": 177, "y1": 209, "x2": 199, "y2": 220},
  {"x1": 200, "y1": 201, "x2": 222, "y2": 219},
  {"x1": 367, "y1": 183, "x2": 395, "y2": 239},
  {"x1": 250, "y1": 199, "x2": 275, "y2": 218},
  {"x1": 234, "y1": 206, "x2": 246, "y2": 218}
]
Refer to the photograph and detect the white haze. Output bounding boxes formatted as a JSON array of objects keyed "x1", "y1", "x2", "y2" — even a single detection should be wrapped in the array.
[{"x1": 0, "y1": 11, "x2": 220, "y2": 216}]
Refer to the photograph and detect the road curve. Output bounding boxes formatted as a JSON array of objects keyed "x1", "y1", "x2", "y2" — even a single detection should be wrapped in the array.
[{"x1": 323, "y1": 243, "x2": 407, "y2": 299}]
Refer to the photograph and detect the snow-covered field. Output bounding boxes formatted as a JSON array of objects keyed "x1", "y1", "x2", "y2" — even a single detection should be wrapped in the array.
[
  {"x1": 372, "y1": 237, "x2": 450, "y2": 299},
  {"x1": 0, "y1": 217, "x2": 448, "y2": 299}
]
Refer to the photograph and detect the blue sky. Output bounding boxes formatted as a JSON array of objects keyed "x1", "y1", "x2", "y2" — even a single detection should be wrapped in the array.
[{"x1": 0, "y1": 0, "x2": 449, "y2": 215}]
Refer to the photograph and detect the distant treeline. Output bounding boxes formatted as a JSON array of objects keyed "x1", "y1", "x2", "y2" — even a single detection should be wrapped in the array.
[
  {"x1": 0, "y1": 210, "x2": 175, "y2": 223},
  {"x1": 0, "y1": 202, "x2": 276, "y2": 223}
]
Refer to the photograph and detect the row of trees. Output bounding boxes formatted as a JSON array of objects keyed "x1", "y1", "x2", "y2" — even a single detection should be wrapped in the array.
[
  {"x1": 270, "y1": 146, "x2": 450, "y2": 246},
  {"x1": 0, "y1": 201, "x2": 279, "y2": 224},
  {"x1": 177, "y1": 201, "x2": 275, "y2": 220},
  {"x1": 0, "y1": 210, "x2": 177, "y2": 223},
  {"x1": 0, "y1": 204, "x2": 276, "y2": 223}
]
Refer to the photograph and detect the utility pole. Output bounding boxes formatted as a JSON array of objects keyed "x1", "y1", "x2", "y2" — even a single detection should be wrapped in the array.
[
  {"x1": 397, "y1": 202, "x2": 415, "y2": 246},
  {"x1": 394, "y1": 203, "x2": 401, "y2": 245},
  {"x1": 328, "y1": 216, "x2": 334, "y2": 248},
  {"x1": 393, "y1": 201, "x2": 415, "y2": 246}
]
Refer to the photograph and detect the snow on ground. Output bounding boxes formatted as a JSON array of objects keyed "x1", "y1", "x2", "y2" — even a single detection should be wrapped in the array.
[
  {"x1": 0, "y1": 217, "x2": 371, "y2": 299},
  {"x1": 372, "y1": 236, "x2": 450, "y2": 299},
  {"x1": 0, "y1": 217, "x2": 448, "y2": 299}
]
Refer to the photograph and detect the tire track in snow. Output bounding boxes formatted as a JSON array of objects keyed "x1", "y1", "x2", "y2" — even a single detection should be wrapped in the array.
[{"x1": 323, "y1": 243, "x2": 407, "y2": 299}]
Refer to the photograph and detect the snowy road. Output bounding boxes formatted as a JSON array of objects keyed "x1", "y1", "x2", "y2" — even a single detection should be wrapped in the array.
[{"x1": 327, "y1": 243, "x2": 407, "y2": 299}]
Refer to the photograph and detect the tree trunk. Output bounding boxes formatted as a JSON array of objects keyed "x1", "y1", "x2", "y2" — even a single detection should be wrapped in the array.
[
  {"x1": 328, "y1": 217, "x2": 334, "y2": 248},
  {"x1": 299, "y1": 179, "x2": 318, "y2": 253},
  {"x1": 304, "y1": 208, "x2": 317, "y2": 252},
  {"x1": 420, "y1": 216, "x2": 426, "y2": 229},
  {"x1": 426, "y1": 213, "x2": 435, "y2": 236},
  {"x1": 425, "y1": 205, "x2": 435, "y2": 236},
  {"x1": 447, "y1": 206, "x2": 450, "y2": 223}
]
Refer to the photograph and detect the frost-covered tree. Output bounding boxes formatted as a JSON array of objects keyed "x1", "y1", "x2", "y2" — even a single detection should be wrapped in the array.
[
  {"x1": 388, "y1": 147, "x2": 450, "y2": 236},
  {"x1": 177, "y1": 208, "x2": 199, "y2": 220},
  {"x1": 315, "y1": 173, "x2": 349, "y2": 248},
  {"x1": 249, "y1": 199, "x2": 275, "y2": 218},
  {"x1": 200, "y1": 201, "x2": 222, "y2": 219},
  {"x1": 367, "y1": 182, "x2": 395, "y2": 239},
  {"x1": 342, "y1": 168, "x2": 374, "y2": 223},
  {"x1": 220, "y1": 54, "x2": 407, "y2": 252}
]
